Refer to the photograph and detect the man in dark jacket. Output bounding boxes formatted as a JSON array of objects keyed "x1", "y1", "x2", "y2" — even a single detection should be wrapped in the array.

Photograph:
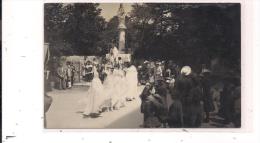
[
  {"x1": 70, "y1": 62, "x2": 76, "y2": 86},
  {"x1": 142, "y1": 87, "x2": 164, "y2": 128},
  {"x1": 168, "y1": 89, "x2": 183, "y2": 128},
  {"x1": 186, "y1": 75, "x2": 203, "y2": 127},
  {"x1": 56, "y1": 63, "x2": 66, "y2": 90},
  {"x1": 200, "y1": 70, "x2": 214, "y2": 123},
  {"x1": 155, "y1": 77, "x2": 168, "y2": 127}
]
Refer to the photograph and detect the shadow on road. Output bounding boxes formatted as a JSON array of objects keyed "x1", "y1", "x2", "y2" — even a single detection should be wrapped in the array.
[{"x1": 106, "y1": 107, "x2": 142, "y2": 128}]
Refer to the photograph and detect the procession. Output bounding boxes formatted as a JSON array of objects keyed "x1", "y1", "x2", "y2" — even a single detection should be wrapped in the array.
[
  {"x1": 45, "y1": 53, "x2": 241, "y2": 128},
  {"x1": 44, "y1": 3, "x2": 241, "y2": 128}
]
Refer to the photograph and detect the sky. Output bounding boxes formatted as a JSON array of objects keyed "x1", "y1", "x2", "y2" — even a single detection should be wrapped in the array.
[{"x1": 98, "y1": 3, "x2": 133, "y2": 21}]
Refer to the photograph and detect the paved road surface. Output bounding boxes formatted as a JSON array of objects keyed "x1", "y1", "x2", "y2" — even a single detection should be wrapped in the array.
[
  {"x1": 46, "y1": 86, "x2": 143, "y2": 129},
  {"x1": 46, "y1": 85, "x2": 235, "y2": 129}
]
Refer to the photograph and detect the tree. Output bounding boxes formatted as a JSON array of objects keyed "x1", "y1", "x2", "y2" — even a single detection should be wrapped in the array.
[
  {"x1": 44, "y1": 3, "x2": 106, "y2": 56},
  {"x1": 128, "y1": 3, "x2": 240, "y2": 71},
  {"x1": 96, "y1": 16, "x2": 119, "y2": 55},
  {"x1": 128, "y1": 4, "x2": 156, "y2": 59},
  {"x1": 44, "y1": 3, "x2": 70, "y2": 56},
  {"x1": 62, "y1": 3, "x2": 106, "y2": 55},
  {"x1": 44, "y1": 3, "x2": 63, "y2": 43}
]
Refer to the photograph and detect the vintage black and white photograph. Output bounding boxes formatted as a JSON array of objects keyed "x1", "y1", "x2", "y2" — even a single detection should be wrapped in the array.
[{"x1": 44, "y1": 3, "x2": 241, "y2": 129}]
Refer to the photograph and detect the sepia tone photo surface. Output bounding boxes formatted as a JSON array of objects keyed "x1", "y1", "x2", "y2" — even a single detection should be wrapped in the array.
[{"x1": 44, "y1": 3, "x2": 241, "y2": 129}]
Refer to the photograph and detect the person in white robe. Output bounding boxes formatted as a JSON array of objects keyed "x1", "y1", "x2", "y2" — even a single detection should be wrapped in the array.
[
  {"x1": 82, "y1": 66, "x2": 104, "y2": 117},
  {"x1": 109, "y1": 46, "x2": 119, "y2": 66},
  {"x1": 125, "y1": 64, "x2": 139, "y2": 100},
  {"x1": 111, "y1": 68, "x2": 126, "y2": 109},
  {"x1": 102, "y1": 67, "x2": 115, "y2": 111},
  {"x1": 118, "y1": 69, "x2": 127, "y2": 106}
]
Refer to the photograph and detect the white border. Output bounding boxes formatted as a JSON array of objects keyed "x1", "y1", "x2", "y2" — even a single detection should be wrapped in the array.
[{"x1": 2, "y1": 0, "x2": 260, "y2": 143}]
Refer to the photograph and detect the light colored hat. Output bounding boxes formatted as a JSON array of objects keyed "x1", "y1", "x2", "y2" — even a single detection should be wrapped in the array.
[
  {"x1": 145, "y1": 82, "x2": 151, "y2": 86},
  {"x1": 181, "y1": 66, "x2": 192, "y2": 76},
  {"x1": 202, "y1": 68, "x2": 211, "y2": 73}
]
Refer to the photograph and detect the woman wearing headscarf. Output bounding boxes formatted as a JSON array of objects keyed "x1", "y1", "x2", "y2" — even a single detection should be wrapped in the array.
[
  {"x1": 173, "y1": 66, "x2": 193, "y2": 126},
  {"x1": 140, "y1": 82, "x2": 152, "y2": 126}
]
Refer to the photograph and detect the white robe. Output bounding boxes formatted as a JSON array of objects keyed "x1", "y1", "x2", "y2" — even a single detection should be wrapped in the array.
[
  {"x1": 112, "y1": 69, "x2": 126, "y2": 108},
  {"x1": 125, "y1": 65, "x2": 138, "y2": 99},
  {"x1": 82, "y1": 67, "x2": 104, "y2": 115},
  {"x1": 102, "y1": 71, "x2": 114, "y2": 108}
]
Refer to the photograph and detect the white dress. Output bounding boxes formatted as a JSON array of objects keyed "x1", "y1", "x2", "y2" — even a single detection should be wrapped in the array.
[
  {"x1": 118, "y1": 69, "x2": 127, "y2": 105},
  {"x1": 125, "y1": 65, "x2": 138, "y2": 99},
  {"x1": 82, "y1": 67, "x2": 104, "y2": 115},
  {"x1": 111, "y1": 69, "x2": 125, "y2": 108},
  {"x1": 102, "y1": 71, "x2": 114, "y2": 109}
]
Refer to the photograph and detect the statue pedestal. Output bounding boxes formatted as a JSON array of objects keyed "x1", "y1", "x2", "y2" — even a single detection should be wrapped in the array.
[
  {"x1": 106, "y1": 53, "x2": 131, "y2": 62},
  {"x1": 118, "y1": 53, "x2": 131, "y2": 62}
]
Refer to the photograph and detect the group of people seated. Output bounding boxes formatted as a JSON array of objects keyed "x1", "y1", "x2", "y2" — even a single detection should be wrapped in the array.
[{"x1": 139, "y1": 61, "x2": 241, "y2": 128}]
